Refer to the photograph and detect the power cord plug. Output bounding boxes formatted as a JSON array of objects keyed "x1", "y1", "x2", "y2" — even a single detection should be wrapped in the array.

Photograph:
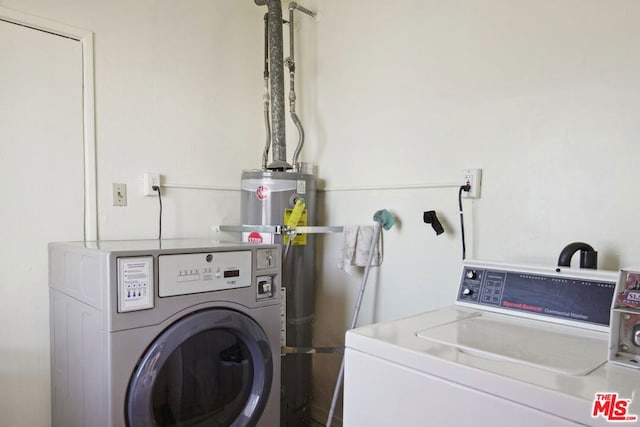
[
  {"x1": 153, "y1": 185, "x2": 162, "y2": 240},
  {"x1": 458, "y1": 185, "x2": 469, "y2": 259}
]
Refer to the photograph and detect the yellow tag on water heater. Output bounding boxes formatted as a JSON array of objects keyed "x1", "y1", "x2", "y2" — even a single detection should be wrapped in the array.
[{"x1": 283, "y1": 208, "x2": 307, "y2": 245}]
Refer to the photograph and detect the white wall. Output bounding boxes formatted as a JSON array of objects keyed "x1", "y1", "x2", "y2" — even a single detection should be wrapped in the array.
[
  {"x1": 296, "y1": 0, "x2": 640, "y2": 423},
  {"x1": 0, "y1": 1, "x2": 265, "y2": 425},
  {"x1": 1, "y1": 0, "x2": 267, "y2": 240},
  {"x1": 4, "y1": 0, "x2": 640, "y2": 425}
]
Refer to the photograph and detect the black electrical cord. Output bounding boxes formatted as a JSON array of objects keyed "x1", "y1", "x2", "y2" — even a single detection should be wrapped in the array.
[
  {"x1": 458, "y1": 185, "x2": 471, "y2": 260},
  {"x1": 153, "y1": 185, "x2": 162, "y2": 240}
]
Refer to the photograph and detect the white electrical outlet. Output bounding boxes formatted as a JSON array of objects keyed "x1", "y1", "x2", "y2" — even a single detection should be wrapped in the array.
[
  {"x1": 142, "y1": 172, "x2": 161, "y2": 196},
  {"x1": 462, "y1": 169, "x2": 482, "y2": 199}
]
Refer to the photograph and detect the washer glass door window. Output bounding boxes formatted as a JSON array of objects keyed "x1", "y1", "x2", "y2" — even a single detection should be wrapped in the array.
[{"x1": 127, "y1": 309, "x2": 273, "y2": 427}]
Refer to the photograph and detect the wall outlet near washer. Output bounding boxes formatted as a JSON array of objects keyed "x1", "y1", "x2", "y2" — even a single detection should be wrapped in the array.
[
  {"x1": 142, "y1": 172, "x2": 161, "y2": 196},
  {"x1": 462, "y1": 169, "x2": 482, "y2": 199}
]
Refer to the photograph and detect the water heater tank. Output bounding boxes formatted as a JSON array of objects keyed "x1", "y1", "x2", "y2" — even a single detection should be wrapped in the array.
[{"x1": 240, "y1": 169, "x2": 316, "y2": 426}]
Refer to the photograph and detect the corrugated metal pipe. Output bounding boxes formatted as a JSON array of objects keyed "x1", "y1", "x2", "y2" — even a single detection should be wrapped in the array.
[
  {"x1": 261, "y1": 13, "x2": 271, "y2": 170},
  {"x1": 254, "y1": 0, "x2": 290, "y2": 170}
]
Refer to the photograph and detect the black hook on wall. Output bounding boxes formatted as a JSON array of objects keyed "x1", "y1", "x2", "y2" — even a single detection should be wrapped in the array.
[{"x1": 423, "y1": 210, "x2": 444, "y2": 235}]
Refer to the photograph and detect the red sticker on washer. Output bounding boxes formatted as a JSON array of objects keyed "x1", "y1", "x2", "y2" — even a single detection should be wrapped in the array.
[{"x1": 256, "y1": 185, "x2": 270, "y2": 200}]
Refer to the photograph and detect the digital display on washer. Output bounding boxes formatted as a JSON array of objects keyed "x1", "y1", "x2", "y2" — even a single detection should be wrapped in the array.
[{"x1": 459, "y1": 268, "x2": 616, "y2": 327}]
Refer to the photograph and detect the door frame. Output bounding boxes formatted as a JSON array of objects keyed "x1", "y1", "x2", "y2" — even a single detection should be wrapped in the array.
[{"x1": 0, "y1": 6, "x2": 98, "y2": 240}]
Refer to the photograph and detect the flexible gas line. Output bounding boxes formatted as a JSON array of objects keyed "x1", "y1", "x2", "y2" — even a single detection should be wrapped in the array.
[{"x1": 287, "y1": 2, "x2": 315, "y2": 171}]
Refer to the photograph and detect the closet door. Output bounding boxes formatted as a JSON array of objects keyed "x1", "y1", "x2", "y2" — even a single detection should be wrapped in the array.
[{"x1": 0, "y1": 17, "x2": 84, "y2": 427}]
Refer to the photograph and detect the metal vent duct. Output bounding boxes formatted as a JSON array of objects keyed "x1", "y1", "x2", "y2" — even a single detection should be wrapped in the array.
[{"x1": 255, "y1": 0, "x2": 290, "y2": 170}]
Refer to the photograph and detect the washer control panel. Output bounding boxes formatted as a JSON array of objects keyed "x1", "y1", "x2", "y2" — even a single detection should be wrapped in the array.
[
  {"x1": 457, "y1": 262, "x2": 616, "y2": 328},
  {"x1": 158, "y1": 251, "x2": 252, "y2": 297}
]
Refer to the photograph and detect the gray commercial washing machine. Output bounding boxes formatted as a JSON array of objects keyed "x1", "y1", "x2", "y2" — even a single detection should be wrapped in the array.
[{"x1": 49, "y1": 239, "x2": 281, "y2": 427}]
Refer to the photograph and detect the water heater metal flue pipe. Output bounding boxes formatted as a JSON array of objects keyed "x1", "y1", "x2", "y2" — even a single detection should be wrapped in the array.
[{"x1": 254, "y1": 0, "x2": 290, "y2": 170}]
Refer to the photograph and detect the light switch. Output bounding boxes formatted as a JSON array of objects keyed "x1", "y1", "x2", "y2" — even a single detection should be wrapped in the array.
[{"x1": 112, "y1": 183, "x2": 127, "y2": 206}]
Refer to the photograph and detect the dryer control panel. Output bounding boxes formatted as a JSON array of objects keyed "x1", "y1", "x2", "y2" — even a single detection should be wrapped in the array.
[
  {"x1": 457, "y1": 261, "x2": 617, "y2": 328},
  {"x1": 158, "y1": 251, "x2": 252, "y2": 297}
]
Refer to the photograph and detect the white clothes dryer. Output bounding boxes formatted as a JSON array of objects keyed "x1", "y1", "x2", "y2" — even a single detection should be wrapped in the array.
[
  {"x1": 49, "y1": 239, "x2": 281, "y2": 427},
  {"x1": 344, "y1": 260, "x2": 640, "y2": 426}
]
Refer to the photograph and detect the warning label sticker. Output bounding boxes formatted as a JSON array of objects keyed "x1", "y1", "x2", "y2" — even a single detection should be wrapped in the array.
[
  {"x1": 242, "y1": 232, "x2": 274, "y2": 244},
  {"x1": 283, "y1": 209, "x2": 307, "y2": 245},
  {"x1": 247, "y1": 232, "x2": 263, "y2": 243}
]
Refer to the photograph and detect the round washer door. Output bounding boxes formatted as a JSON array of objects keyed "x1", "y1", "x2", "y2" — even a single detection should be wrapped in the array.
[{"x1": 126, "y1": 308, "x2": 273, "y2": 427}]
